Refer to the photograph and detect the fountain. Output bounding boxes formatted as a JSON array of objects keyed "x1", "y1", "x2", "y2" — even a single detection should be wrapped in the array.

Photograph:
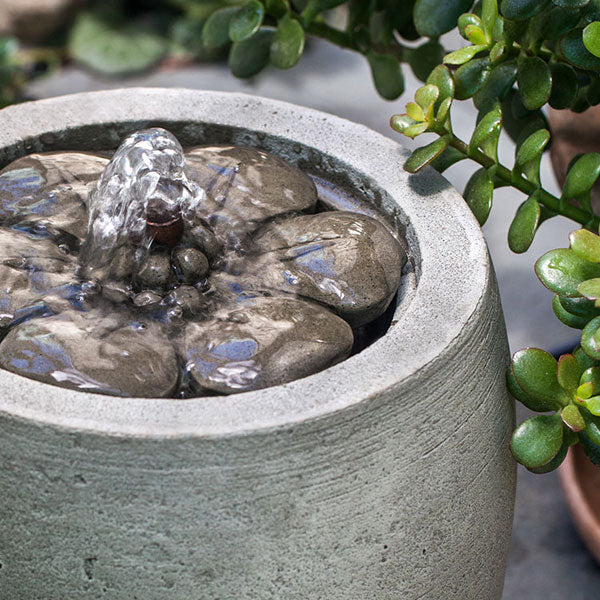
[{"x1": 0, "y1": 126, "x2": 406, "y2": 397}]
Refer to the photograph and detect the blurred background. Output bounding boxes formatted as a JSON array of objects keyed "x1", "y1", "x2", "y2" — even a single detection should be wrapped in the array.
[{"x1": 1, "y1": 0, "x2": 599, "y2": 597}]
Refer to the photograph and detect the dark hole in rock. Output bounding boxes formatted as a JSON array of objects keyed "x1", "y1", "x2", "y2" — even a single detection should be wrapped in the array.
[{"x1": 0, "y1": 128, "x2": 407, "y2": 398}]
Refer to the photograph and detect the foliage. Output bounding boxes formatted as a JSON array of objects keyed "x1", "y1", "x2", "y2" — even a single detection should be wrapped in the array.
[{"x1": 4, "y1": 0, "x2": 600, "y2": 473}]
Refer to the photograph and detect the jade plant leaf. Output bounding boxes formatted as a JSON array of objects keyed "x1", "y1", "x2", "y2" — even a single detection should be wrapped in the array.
[
  {"x1": 229, "y1": 0, "x2": 265, "y2": 43},
  {"x1": 511, "y1": 348, "x2": 569, "y2": 410},
  {"x1": 553, "y1": 295, "x2": 593, "y2": 328},
  {"x1": 265, "y1": 0, "x2": 289, "y2": 18},
  {"x1": 584, "y1": 21, "x2": 600, "y2": 57},
  {"x1": 469, "y1": 104, "x2": 502, "y2": 158},
  {"x1": 429, "y1": 146, "x2": 466, "y2": 173},
  {"x1": 581, "y1": 315, "x2": 600, "y2": 358},
  {"x1": 367, "y1": 52, "x2": 405, "y2": 100},
  {"x1": 229, "y1": 28, "x2": 275, "y2": 78},
  {"x1": 517, "y1": 57, "x2": 552, "y2": 110},
  {"x1": 508, "y1": 194, "x2": 541, "y2": 253},
  {"x1": 414, "y1": 0, "x2": 474, "y2": 37},
  {"x1": 562, "y1": 404, "x2": 586, "y2": 431},
  {"x1": 536, "y1": 249, "x2": 600, "y2": 296},
  {"x1": 558, "y1": 353, "x2": 584, "y2": 393},
  {"x1": 527, "y1": 439, "x2": 569, "y2": 473},
  {"x1": 68, "y1": 9, "x2": 167, "y2": 76},
  {"x1": 581, "y1": 367, "x2": 600, "y2": 393},
  {"x1": 426, "y1": 65, "x2": 455, "y2": 111},
  {"x1": 562, "y1": 153, "x2": 600, "y2": 200},
  {"x1": 482, "y1": 0, "x2": 499, "y2": 38},
  {"x1": 459, "y1": 13, "x2": 483, "y2": 39},
  {"x1": 581, "y1": 408, "x2": 600, "y2": 446},
  {"x1": 510, "y1": 413, "x2": 564, "y2": 469},
  {"x1": 271, "y1": 15, "x2": 305, "y2": 69},
  {"x1": 444, "y1": 45, "x2": 488, "y2": 65},
  {"x1": 473, "y1": 61, "x2": 518, "y2": 113},
  {"x1": 580, "y1": 430, "x2": 600, "y2": 465},
  {"x1": 507, "y1": 365, "x2": 557, "y2": 412},
  {"x1": 464, "y1": 168, "x2": 494, "y2": 225},
  {"x1": 500, "y1": 0, "x2": 550, "y2": 20},
  {"x1": 560, "y1": 295, "x2": 600, "y2": 317},
  {"x1": 454, "y1": 57, "x2": 491, "y2": 100},
  {"x1": 408, "y1": 41, "x2": 446, "y2": 82},
  {"x1": 203, "y1": 7, "x2": 240, "y2": 48},
  {"x1": 575, "y1": 345, "x2": 600, "y2": 370},
  {"x1": 555, "y1": 0, "x2": 592, "y2": 6},
  {"x1": 514, "y1": 129, "x2": 550, "y2": 170},
  {"x1": 570, "y1": 229, "x2": 600, "y2": 262},
  {"x1": 549, "y1": 63, "x2": 579, "y2": 109},
  {"x1": 579, "y1": 278, "x2": 600, "y2": 302},
  {"x1": 561, "y1": 28, "x2": 600, "y2": 70},
  {"x1": 404, "y1": 137, "x2": 450, "y2": 173}
]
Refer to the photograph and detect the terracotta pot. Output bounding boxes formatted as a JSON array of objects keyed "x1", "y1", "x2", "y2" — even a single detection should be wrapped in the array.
[{"x1": 559, "y1": 445, "x2": 600, "y2": 562}]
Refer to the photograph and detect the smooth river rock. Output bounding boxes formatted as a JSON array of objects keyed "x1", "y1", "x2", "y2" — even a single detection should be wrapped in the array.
[
  {"x1": 185, "y1": 145, "x2": 318, "y2": 248},
  {"x1": 181, "y1": 295, "x2": 353, "y2": 394},
  {"x1": 0, "y1": 309, "x2": 179, "y2": 397},
  {"x1": 245, "y1": 211, "x2": 406, "y2": 327}
]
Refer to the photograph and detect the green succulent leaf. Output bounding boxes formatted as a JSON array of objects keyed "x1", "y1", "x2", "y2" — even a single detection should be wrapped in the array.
[
  {"x1": 586, "y1": 395, "x2": 600, "y2": 415},
  {"x1": 553, "y1": 295, "x2": 593, "y2": 328},
  {"x1": 404, "y1": 136, "x2": 451, "y2": 173},
  {"x1": 581, "y1": 366, "x2": 600, "y2": 391},
  {"x1": 390, "y1": 114, "x2": 418, "y2": 134},
  {"x1": 581, "y1": 408, "x2": 600, "y2": 446},
  {"x1": 464, "y1": 167, "x2": 494, "y2": 225},
  {"x1": 469, "y1": 104, "x2": 502, "y2": 159},
  {"x1": 508, "y1": 193, "x2": 541, "y2": 253},
  {"x1": 229, "y1": 0, "x2": 265, "y2": 43},
  {"x1": 429, "y1": 146, "x2": 467, "y2": 173},
  {"x1": 579, "y1": 278, "x2": 600, "y2": 303},
  {"x1": 301, "y1": 0, "x2": 346, "y2": 25},
  {"x1": 517, "y1": 57, "x2": 552, "y2": 111},
  {"x1": 560, "y1": 295, "x2": 600, "y2": 317},
  {"x1": 527, "y1": 438, "x2": 569, "y2": 473},
  {"x1": 536, "y1": 248, "x2": 600, "y2": 296},
  {"x1": 510, "y1": 413, "x2": 564, "y2": 469},
  {"x1": 561, "y1": 28, "x2": 600, "y2": 70},
  {"x1": 229, "y1": 28, "x2": 275, "y2": 78},
  {"x1": 511, "y1": 348, "x2": 570, "y2": 410},
  {"x1": 408, "y1": 40, "x2": 446, "y2": 83},
  {"x1": 265, "y1": 0, "x2": 289, "y2": 18},
  {"x1": 444, "y1": 44, "x2": 488, "y2": 65},
  {"x1": 367, "y1": 51, "x2": 405, "y2": 100},
  {"x1": 581, "y1": 315, "x2": 600, "y2": 358},
  {"x1": 570, "y1": 229, "x2": 600, "y2": 262},
  {"x1": 580, "y1": 430, "x2": 600, "y2": 465},
  {"x1": 562, "y1": 153, "x2": 600, "y2": 200},
  {"x1": 490, "y1": 41, "x2": 507, "y2": 62},
  {"x1": 473, "y1": 61, "x2": 518, "y2": 113},
  {"x1": 414, "y1": 0, "x2": 475, "y2": 37},
  {"x1": 558, "y1": 353, "x2": 584, "y2": 394},
  {"x1": 578, "y1": 381, "x2": 595, "y2": 400},
  {"x1": 454, "y1": 57, "x2": 491, "y2": 100},
  {"x1": 507, "y1": 366, "x2": 553, "y2": 412},
  {"x1": 514, "y1": 129, "x2": 550, "y2": 170},
  {"x1": 426, "y1": 65, "x2": 455, "y2": 108},
  {"x1": 549, "y1": 62, "x2": 579, "y2": 109},
  {"x1": 404, "y1": 122, "x2": 430, "y2": 138},
  {"x1": 465, "y1": 24, "x2": 488, "y2": 45},
  {"x1": 68, "y1": 9, "x2": 167, "y2": 76},
  {"x1": 459, "y1": 13, "x2": 483, "y2": 39},
  {"x1": 500, "y1": 0, "x2": 550, "y2": 20},
  {"x1": 203, "y1": 7, "x2": 240, "y2": 49},
  {"x1": 562, "y1": 404, "x2": 586, "y2": 431},
  {"x1": 482, "y1": 0, "x2": 499, "y2": 37},
  {"x1": 584, "y1": 21, "x2": 600, "y2": 57},
  {"x1": 555, "y1": 0, "x2": 592, "y2": 6},
  {"x1": 271, "y1": 15, "x2": 305, "y2": 69}
]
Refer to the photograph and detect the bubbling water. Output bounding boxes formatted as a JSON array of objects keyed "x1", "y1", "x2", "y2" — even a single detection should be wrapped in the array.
[{"x1": 79, "y1": 128, "x2": 205, "y2": 281}]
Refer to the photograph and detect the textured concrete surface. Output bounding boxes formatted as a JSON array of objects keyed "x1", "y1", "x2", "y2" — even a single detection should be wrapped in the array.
[
  {"x1": 0, "y1": 90, "x2": 514, "y2": 598},
  {"x1": 21, "y1": 36, "x2": 600, "y2": 597}
]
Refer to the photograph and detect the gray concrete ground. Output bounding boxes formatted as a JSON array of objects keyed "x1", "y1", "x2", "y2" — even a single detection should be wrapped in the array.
[{"x1": 25, "y1": 37, "x2": 600, "y2": 598}]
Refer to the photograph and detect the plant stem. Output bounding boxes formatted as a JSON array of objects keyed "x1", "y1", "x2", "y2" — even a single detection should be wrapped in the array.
[{"x1": 449, "y1": 135, "x2": 600, "y2": 229}]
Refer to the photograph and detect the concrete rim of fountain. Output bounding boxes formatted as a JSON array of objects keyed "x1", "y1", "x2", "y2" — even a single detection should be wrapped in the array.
[{"x1": 0, "y1": 88, "x2": 491, "y2": 437}]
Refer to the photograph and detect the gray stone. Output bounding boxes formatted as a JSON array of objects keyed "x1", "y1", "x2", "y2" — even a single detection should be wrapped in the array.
[
  {"x1": 109, "y1": 245, "x2": 135, "y2": 280},
  {"x1": 185, "y1": 223, "x2": 221, "y2": 262},
  {"x1": 246, "y1": 211, "x2": 407, "y2": 328},
  {"x1": 102, "y1": 281, "x2": 131, "y2": 304},
  {"x1": 0, "y1": 90, "x2": 514, "y2": 600},
  {"x1": 185, "y1": 144, "x2": 318, "y2": 248},
  {"x1": 172, "y1": 246, "x2": 209, "y2": 283},
  {"x1": 134, "y1": 250, "x2": 172, "y2": 292},
  {"x1": 133, "y1": 290, "x2": 162, "y2": 308},
  {"x1": 0, "y1": 309, "x2": 179, "y2": 397},
  {"x1": 182, "y1": 295, "x2": 353, "y2": 394},
  {"x1": 166, "y1": 284, "x2": 203, "y2": 317}
]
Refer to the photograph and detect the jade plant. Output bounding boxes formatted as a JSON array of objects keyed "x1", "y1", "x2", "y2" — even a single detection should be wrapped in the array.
[{"x1": 4, "y1": 0, "x2": 600, "y2": 471}]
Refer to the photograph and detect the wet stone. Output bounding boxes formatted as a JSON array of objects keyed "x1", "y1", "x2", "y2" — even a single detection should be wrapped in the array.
[
  {"x1": 102, "y1": 281, "x2": 131, "y2": 304},
  {"x1": 109, "y1": 246, "x2": 134, "y2": 281},
  {"x1": 133, "y1": 290, "x2": 162, "y2": 308},
  {"x1": 244, "y1": 211, "x2": 406, "y2": 328},
  {"x1": 0, "y1": 310, "x2": 179, "y2": 397},
  {"x1": 181, "y1": 295, "x2": 354, "y2": 394},
  {"x1": 172, "y1": 247, "x2": 209, "y2": 284},
  {"x1": 134, "y1": 252, "x2": 173, "y2": 292},
  {"x1": 185, "y1": 223, "x2": 220, "y2": 262},
  {"x1": 185, "y1": 145, "x2": 318, "y2": 248},
  {"x1": 167, "y1": 285, "x2": 202, "y2": 317}
]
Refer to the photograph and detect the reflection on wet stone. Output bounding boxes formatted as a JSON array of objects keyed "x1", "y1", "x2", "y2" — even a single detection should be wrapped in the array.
[{"x1": 0, "y1": 128, "x2": 406, "y2": 397}]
